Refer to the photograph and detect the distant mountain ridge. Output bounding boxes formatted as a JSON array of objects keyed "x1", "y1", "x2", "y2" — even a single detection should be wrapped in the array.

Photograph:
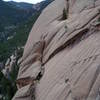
[
  {"x1": 8, "y1": 1, "x2": 34, "y2": 10},
  {"x1": 0, "y1": 0, "x2": 54, "y2": 61},
  {"x1": 7, "y1": 0, "x2": 54, "y2": 11},
  {"x1": 0, "y1": 0, "x2": 54, "y2": 28},
  {"x1": 0, "y1": 0, "x2": 33, "y2": 28},
  {"x1": 0, "y1": 0, "x2": 53, "y2": 39}
]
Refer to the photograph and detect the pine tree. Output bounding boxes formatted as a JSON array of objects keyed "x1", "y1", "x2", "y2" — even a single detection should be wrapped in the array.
[{"x1": 62, "y1": 8, "x2": 67, "y2": 20}]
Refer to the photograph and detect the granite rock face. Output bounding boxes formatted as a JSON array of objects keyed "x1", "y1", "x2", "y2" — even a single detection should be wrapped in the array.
[{"x1": 13, "y1": 0, "x2": 100, "y2": 100}]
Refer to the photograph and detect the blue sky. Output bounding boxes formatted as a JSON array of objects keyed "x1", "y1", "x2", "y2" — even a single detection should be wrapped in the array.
[{"x1": 4, "y1": 0, "x2": 44, "y2": 4}]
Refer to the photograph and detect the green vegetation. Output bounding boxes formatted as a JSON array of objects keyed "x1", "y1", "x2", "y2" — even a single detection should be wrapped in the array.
[
  {"x1": 62, "y1": 8, "x2": 67, "y2": 20},
  {"x1": 62, "y1": 8, "x2": 68, "y2": 20},
  {"x1": 0, "y1": 12, "x2": 40, "y2": 100},
  {"x1": 0, "y1": 48, "x2": 24, "y2": 100},
  {"x1": 0, "y1": 12, "x2": 40, "y2": 62},
  {"x1": 0, "y1": 0, "x2": 54, "y2": 62},
  {"x1": 0, "y1": 65, "x2": 19, "y2": 100},
  {"x1": 0, "y1": 0, "x2": 33, "y2": 28},
  {"x1": 61, "y1": 0, "x2": 69, "y2": 20},
  {"x1": 0, "y1": 0, "x2": 54, "y2": 100}
]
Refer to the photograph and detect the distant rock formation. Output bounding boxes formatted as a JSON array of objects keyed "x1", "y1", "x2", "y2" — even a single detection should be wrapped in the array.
[
  {"x1": 13, "y1": 0, "x2": 100, "y2": 100},
  {"x1": 2, "y1": 47, "x2": 23, "y2": 79},
  {"x1": 2, "y1": 53, "x2": 17, "y2": 79}
]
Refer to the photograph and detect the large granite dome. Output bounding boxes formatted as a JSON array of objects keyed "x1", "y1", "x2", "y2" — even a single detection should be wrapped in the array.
[{"x1": 13, "y1": 0, "x2": 100, "y2": 100}]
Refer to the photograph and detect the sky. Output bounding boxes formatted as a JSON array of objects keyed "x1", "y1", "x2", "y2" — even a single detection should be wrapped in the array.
[{"x1": 4, "y1": 0, "x2": 44, "y2": 4}]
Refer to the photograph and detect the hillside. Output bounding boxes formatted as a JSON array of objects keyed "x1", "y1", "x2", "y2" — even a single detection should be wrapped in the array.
[
  {"x1": 0, "y1": 0, "x2": 32, "y2": 27},
  {"x1": 13, "y1": 0, "x2": 100, "y2": 100},
  {"x1": 0, "y1": 0, "x2": 53, "y2": 34},
  {"x1": 0, "y1": 0, "x2": 35, "y2": 43},
  {"x1": 0, "y1": 0, "x2": 53, "y2": 62},
  {"x1": 8, "y1": 1, "x2": 34, "y2": 10},
  {"x1": 0, "y1": 12, "x2": 40, "y2": 62},
  {"x1": 0, "y1": 0, "x2": 54, "y2": 100}
]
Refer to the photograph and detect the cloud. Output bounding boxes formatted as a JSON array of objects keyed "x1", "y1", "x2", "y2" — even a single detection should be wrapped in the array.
[{"x1": 4, "y1": 0, "x2": 43, "y2": 4}]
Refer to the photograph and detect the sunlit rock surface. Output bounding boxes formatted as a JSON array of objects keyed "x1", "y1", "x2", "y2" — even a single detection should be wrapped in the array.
[{"x1": 13, "y1": 0, "x2": 100, "y2": 100}]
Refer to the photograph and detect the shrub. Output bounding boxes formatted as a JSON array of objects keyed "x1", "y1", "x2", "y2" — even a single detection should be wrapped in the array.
[
  {"x1": 62, "y1": 8, "x2": 67, "y2": 20},
  {"x1": 62, "y1": 8, "x2": 68, "y2": 20}
]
